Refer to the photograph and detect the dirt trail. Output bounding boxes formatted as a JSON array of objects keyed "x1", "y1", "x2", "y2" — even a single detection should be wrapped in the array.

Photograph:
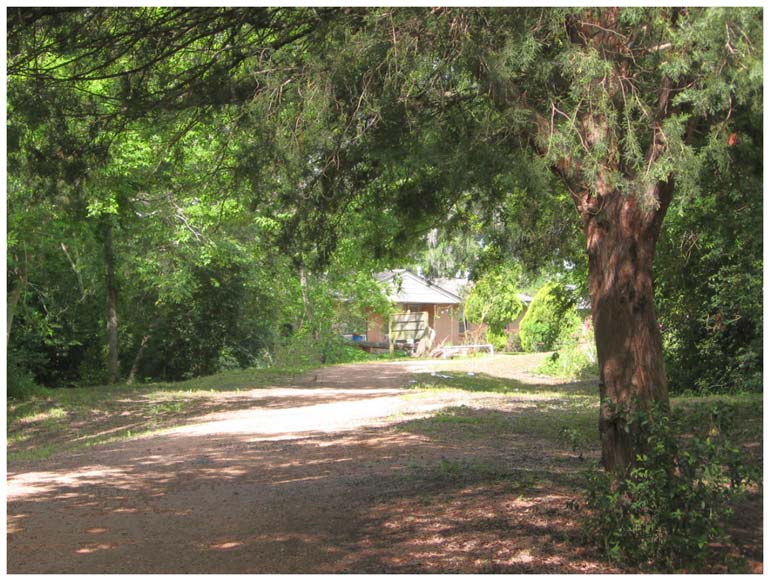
[{"x1": 2, "y1": 355, "x2": 724, "y2": 573}]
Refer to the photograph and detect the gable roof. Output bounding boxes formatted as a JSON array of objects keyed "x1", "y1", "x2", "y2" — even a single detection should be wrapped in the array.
[
  {"x1": 376, "y1": 270, "x2": 464, "y2": 305},
  {"x1": 432, "y1": 277, "x2": 471, "y2": 298}
]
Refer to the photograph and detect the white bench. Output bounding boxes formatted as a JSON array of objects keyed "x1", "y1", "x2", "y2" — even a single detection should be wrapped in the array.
[{"x1": 431, "y1": 344, "x2": 495, "y2": 359}]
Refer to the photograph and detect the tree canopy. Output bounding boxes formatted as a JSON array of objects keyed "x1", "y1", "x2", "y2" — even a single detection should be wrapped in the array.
[{"x1": 7, "y1": 7, "x2": 762, "y2": 470}]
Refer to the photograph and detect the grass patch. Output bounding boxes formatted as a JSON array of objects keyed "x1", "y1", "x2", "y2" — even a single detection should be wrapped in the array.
[
  {"x1": 7, "y1": 364, "x2": 311, "y2": 463},
  {"x1": 399, "y1": 402, "x2": 598, "y2": 449},
  {"x1": 397, "y1": 376, "x2": 762, "y2": 468},
  {"x1": 397, "y1": 406, "x2": 512, "y2": 438},
  {"x1": 671, "y1": 392, "x2": 763, "y2": 451},
  {"x1": 409, "y1": 371, "x2": 595, "y2": 397},
  {"x1": 536, "y1": 346, "x2": 598, "y2": 380}
]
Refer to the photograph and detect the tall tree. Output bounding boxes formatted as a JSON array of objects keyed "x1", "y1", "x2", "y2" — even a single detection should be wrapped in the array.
[
  {"x1": 8, "y1": 7, "x2": 762, "y2": 470},
  {"x1": 299, "y1": 7, "x2": 761, "y2": 470}
]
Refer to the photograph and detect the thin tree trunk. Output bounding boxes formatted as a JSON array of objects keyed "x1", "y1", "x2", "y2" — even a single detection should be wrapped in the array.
[
  {"x1": 583, "y1": 183, "x2": 673, "y2": 472},
  {"x1": 126, "y1": 334, "x2": 151, "y2": 385},
  {"x1": 102, "y1": 222, "x2": 120, "y2": 384},
  {"x1": 7, "y1": 279, "x2": 24, "y2": 346},
  {"x1": 7, "y1": 248, "x2": 28, "y2": 346},
  {"x1": 298, "y1": 264, "x2": 317, "y2": 339}
]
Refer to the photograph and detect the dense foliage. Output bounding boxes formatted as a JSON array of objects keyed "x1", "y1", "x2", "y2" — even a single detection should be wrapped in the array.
[
  {"x1": 519, "y1": 282, "x2": 577, "y2": 352},
  {"x1": 579, "y1": 404, "x2": 759, "y2": 571},
  {"x1": 537, "y1": 316, "x2": 597, "y2": 379},
  {"x1": 655, "y1": 106, "x2": 763, "y2": 394},
  {"x1": 6, "y1": 6, "x2": 762, "y2": 427},
  {"x1": 463, "y1": 264, "x2": 525, "y2": 350}
]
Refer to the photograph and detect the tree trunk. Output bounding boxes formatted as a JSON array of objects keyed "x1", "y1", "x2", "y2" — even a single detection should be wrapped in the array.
[
  {"x1": 126, "y1": 334, "x2": 150, "y2": 385},
  {"x1": 298, "y1": 264, "x2": 317, "y2": 339},
  {"x1": 7, "y1": 278, "x2": 24, "y2": 346},
  {"x1": 102, "y1": 222, "x2": 120, "y2": 384},
  {"x1": 582, "y1": 184, "x2": 672, "y2": 472}
]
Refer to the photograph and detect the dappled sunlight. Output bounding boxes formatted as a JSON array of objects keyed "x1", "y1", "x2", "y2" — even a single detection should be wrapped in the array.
[
  {"x1": 403, "y1": 354, "x2": 595, "y2": 387},
  {"x1": 8, "y1": 355, "x2": 607, "y2": 573},
  {"x1": 7, "y1": 413, "x2": 597, "y2": 572},
  {"x1": 14, "y1": 408, "x2": 69, "y2": 424},
  {"x1": 86, "y1": 527, "x2": 109, "y2": 534},
  {"x1": 10, "y1": 357, "x2": 756, "y2": 573},
  {"x1": 167, "y1": 393, "x2": 413, "y2": 438},
  {"x1": 9, "y1": 466, "x2": 135, "y2": 498},
  {"x1": 209, "y1": 540, "x2": 243, "y2": 550},
  {"x1": 76, "y1": 543, "x2": 116, "y2": 554},
  {"x1": 337, "y1": 481, "x2": 613, "y2": 574},
  {"x1": 8, "y1": 356, "x2": 603, "y2": 572},
  {"x1": 7, "y1": 513, "x2": 28, "y2": 534}
]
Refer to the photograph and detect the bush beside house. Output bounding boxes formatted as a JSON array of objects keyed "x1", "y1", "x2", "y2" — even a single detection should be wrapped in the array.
[{"x1": 519, "y1": 282, "x2": 577, "y2": 352}]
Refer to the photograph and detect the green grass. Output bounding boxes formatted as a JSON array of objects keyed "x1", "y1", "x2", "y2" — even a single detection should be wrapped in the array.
[
  {"x1": 398, "y1": 400, "x2": 599, "y2": 449},
  {"x1": 671, "y1": 392, "x2": 764, "y2": 448},
  {"x1": 398, "y1": 406, "x2": 512, "y2": 436},
  {"x1": 398, "y1": 372, "x2": 762, "y2": 464},
  {"x1": 409, "y1": 371, "x2": 595, "y2": 397},
  {"x1": 7, "y1": 364, "x2": 312, "y2": 463}
]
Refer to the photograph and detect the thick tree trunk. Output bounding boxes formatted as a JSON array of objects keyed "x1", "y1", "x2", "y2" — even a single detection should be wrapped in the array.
[
  {"x1": 102, "y1": 222, "x2": 120, "y2": 384},
  {"x1": 583, "y1": 184, "x2": 672, "y2": 472}
]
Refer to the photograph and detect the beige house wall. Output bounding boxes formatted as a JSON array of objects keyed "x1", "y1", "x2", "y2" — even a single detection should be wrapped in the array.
[
  {"x1": 367, "y1": 301, "x2": 532, "y2": 348},
  {"x1": 433, "y1": 304, "x2": 461, "y2": 345},
  {"x1": 367, "y1": 303, "x2": 464, "y2": 345},
  {"x1": 367, "y1": 313, "x2": 386, "y2": 343}
]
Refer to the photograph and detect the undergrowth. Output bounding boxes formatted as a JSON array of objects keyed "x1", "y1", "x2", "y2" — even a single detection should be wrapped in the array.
[{"x1": 575, "y1": 403, "x2": 761, "y2": 572}]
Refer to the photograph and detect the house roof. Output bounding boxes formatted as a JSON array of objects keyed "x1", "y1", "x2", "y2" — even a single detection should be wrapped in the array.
[
  {"x1": 432, "y1": 277, "x2": 471, "y2": 298},
  {"x1": 376, "y1": 270, "x2": 464, "y2": 305},
  {"x1": 376, "y1": 269, "x2": 537, "y2": 306}
]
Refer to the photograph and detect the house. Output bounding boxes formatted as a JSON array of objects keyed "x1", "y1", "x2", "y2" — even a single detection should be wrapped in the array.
[
  {"x1": 366, "y1": 270, "x2": 466, "y2": 348},
  {"x1": 365, "y1": 269, "x2": 532, "y2": 350}
]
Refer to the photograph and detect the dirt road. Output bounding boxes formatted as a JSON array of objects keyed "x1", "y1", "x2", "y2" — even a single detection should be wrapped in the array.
[{"x1": 4, "y1": 356, "x2": 638, "y2": 572}]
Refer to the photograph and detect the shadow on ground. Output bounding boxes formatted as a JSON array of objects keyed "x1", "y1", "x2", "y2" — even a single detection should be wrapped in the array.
[
  {"x1": 7, "y1": 358, "x2": 762, "y2": 574},
  {"x1": 8, "y1": 401, "x2": 614, "y2": 574}
]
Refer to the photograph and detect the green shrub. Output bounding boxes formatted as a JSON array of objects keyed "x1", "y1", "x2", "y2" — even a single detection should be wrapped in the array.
[
  {"x1": 578, "y1": 404, "x2": 758, "y2": 572},
  {"x1": 464, "y1": 265, "x2": 525, "y2": 335},
  {"x1": 519, "y1": 282, "x2": 576, "y2": 352},
  {"x1": 538, "y1": 342, "x2": 597, "y2": 380},
  {"x1": 537, "y1": 315, "x2": 597, "y2": 379},
  {"x1": 216, "y1": 346, "x2": 242, "y2": 372},
  {"x1": 655, "y1": 145, "x2": 762, "y2": 396},
  {"x1": 375, "y1": 349, "x2": 410, "y2": 360},
  {"x1": 320, "y1": 335, "x2": 373, "y2": 364},
  {"x1": 8, "y1": 357, "x2": 46, "y2": 400},
  {"x1": 485, "y1": 328, "x2": 509, "y2": 352},
  {"x1": 274, "y1": 332, "x2": 372, "y2": 368}
]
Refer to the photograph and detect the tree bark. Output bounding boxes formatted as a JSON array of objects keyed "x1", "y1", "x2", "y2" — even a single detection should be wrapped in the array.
[
  {"x1": 126, "y1": 334, "x2": 150, "y2": 385},
  {"x1": 298, "y1": 264, "x2": 318, "y2": 339},
  {"x1": 102, "y1": 222, "x2": 120, "y2": 384},
  {"x1": 582, "y1": 182, "x2": 673, "y2": 472},
  {"x1": 7, "y1": 278, "x2": 24, "y2": 346}
]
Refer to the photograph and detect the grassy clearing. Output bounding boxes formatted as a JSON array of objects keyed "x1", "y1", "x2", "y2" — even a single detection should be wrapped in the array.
[
  {"x1": 410, "y1": 370, "x2": 595, "y2": 397},
  {"x1": 401, "y1": 371, "x2": 601, "y2": 463},
  {"x1": 7, "y1": 365, "x2": 310, "y2": 463},
  {"x1": 398, "y1": 399, "x2": 599, "y2": 452},
  {"x1": 402, "y1": 371, "x2": 762, "y2": 460}
]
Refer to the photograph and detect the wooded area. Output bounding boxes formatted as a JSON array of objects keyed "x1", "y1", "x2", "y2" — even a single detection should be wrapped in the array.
[
  {"x1": 7, "y1": 7, "x2": 762, "y2": 474},
  {"x1": 5, "y1": 7, "x2": 764, "y2": 573}
]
